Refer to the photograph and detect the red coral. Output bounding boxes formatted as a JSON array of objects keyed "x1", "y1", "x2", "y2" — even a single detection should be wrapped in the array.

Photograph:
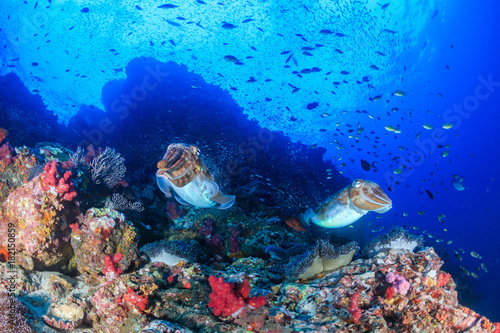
[
  {"x1": 437, "y1": 272, "x2": 451, "y2": 287},
  {"x1": 0, "y1": 142, "x2": 14, "y2": 166},
  {"x1": 166, "y1": 201, "x2": 182, "y2": 220},
  {"x1": 348, "y1": 292, "x2": 362, "y2": 323},
  {"x1": 385, "y1": 286, "x2": 394, "y2": 300},
  {"x1": 103, "y1": 253, "x2": 123, "y2": 281},
  {"x1": 123, "y1": 287, "x2": 148, "y2": 312},
  {"x1": 208, "y1": 275, "x2": 266, "y2": 317},
  {"x1": 41, "y1": 161, "x2": 77, "y2": 201}
]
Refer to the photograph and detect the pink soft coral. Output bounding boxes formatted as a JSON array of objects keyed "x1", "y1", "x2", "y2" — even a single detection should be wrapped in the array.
[
  {"x1": 386, "y1": 271, "x2": 410, "y2": 295},
  {"x1": 208, "y1": 275, "x2": 266, "y2": 317},
  {"x1": 41, "y1": 161, "x2": 77, "y2": 201}
]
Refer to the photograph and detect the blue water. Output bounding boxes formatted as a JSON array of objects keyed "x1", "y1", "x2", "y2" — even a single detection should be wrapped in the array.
[{"x1": 1, "y1": 0, "x2": 499, "y2": 322}]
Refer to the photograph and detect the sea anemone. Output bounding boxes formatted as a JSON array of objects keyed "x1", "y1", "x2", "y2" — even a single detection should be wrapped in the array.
[
  {"x1": 363, "y1": 227, "x2": 424, "y2": 258},
  {"x1": 141, "y1": 240, "x2": 197, "y2": 266},
  {"x1": 285, "y1": 240, "x2": 359, "y2": 280}
]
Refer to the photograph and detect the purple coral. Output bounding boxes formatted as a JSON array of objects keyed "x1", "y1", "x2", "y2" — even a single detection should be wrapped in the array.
[
  {"x1": 0, "y1": 292, "x2": 33, "y2": 333},
  {"x1": 229, "y1": 227, "x2": 240, "y2": 253},
  {"x1": 386, "y1": 271, "x2": 410, "y2": 296}
]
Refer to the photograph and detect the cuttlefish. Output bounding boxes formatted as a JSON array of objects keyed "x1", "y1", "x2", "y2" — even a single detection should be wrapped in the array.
[
  {"x1": 301, "y1": 179, "x2": 392, "y2": 228},
  {"x1": 156, "y1": 143, "x2": 235, "y2": 209}
]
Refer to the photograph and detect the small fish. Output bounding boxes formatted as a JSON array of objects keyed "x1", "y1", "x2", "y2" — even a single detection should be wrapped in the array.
[
  {"x1": 461, "y1": 267, "x2": 470, "y2": 276},
  {"x1": 242, "y1": 18, "x2": 253, "y2": 23},
  {"x1": 224, "y1": 55, "x2": 238, "y2": 62},
  {"x1": 380, "y1": 3, "x2": 390, "y2": 9},
  {"x1": 319, "y1": 29, "x2": 333, "y2": 35},
  {"x1": 222, "y1": 22, "x2": 237, "y2": 29},
  {"x1": 423, "y1": 124, "x2": 433, "y2": 130},
  {"x1": 441, "y1": 151, "x2": 449, "y2": 157},
  {"x1": 163, "y1": 19, "x2": 181, "y2": 27},
  {"x1": 158, "y1": 4, "x2": 178, "y2": 9},
  {"x1": 335, "y1": 32, "x2": 346, "y2": 37},
  {"x1": 471, "y1": 272, "x2": 478, "y2": 278},
  {"x1": 425, "y1": 190, "x2": 433, "y2": 199},
  {"x1": 481, "y1": 263, "x2": 487, "y2": 272},
  {"x1": 417, "y1": 211, "x2": 425, "y2": 215},
  {"x1": 454, "y1": 252, "x2": 462, "y2": 261},
  {"x1": 394, "y1": 90, "x2": 406, "y2": 96},
  {"x1": 442, "y1": 123, "x2": 453, "y2": 129},
  {"x1": 393, "y1": 168, "x2": 402, "y2": 175},
  {"x1": 385, "y1": 125, "x2": 396, "y2": 132},
  {"x1": 470, "y1": 251, "x2": 482, "y2": 259},
  {"x1": 370, "y1": 65, "x2": 379, "y2": 70},
  {"x1": 446, "y1": 240, "x2": 453, "y2": 245},
  {"x1": 360, "y1": 159, "x2": 371, "y2": 171}
]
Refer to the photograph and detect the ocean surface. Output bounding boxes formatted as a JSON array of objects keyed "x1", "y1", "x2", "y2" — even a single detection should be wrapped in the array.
[{"x1": 1, "y1": 0, "x2": 499, "y2": 325}]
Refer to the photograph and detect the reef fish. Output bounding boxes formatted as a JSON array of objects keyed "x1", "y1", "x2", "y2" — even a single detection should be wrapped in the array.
[
  {"x1": 301, "y1": 179, "x2": 392, "y2": 228},
  {"x1": 156, "y1": 143, "x2": 235, "y2": 209},
  {"x1": 0, "y1": 128, "x2": 8, "y2": 144}
]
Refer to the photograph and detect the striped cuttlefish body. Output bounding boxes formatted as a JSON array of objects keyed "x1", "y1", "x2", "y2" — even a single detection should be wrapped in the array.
[
  {"x1": 301, "y1": 179, "x2": 392, "y2": 228},
  {"x1": 156, "y1": 143, "x2": 235, "y2": 209}
]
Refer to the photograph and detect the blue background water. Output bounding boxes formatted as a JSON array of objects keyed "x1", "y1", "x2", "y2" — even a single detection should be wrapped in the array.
[{"x1": 1, "y1": 0, "x2": 499, "y2": 321}]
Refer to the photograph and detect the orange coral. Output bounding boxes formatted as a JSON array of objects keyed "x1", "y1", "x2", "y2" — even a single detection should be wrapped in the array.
[
  {"x1": 481, "y1": 317, "x2": 492, "y2": 330},
  {"x1": 0, "y1": 128, "x2": 8, "y2": 144},
  {"x1": 0, "y1": 247, "x2": 9, "y2": 262},
  {"x1": 284, "y1": 217, "x2": 307, "y2": 232}
]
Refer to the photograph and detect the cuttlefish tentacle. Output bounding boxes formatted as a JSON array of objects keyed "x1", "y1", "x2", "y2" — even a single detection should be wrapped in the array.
[{"x1": 300, "y1": 179, "x2": 392, "y2": 229}]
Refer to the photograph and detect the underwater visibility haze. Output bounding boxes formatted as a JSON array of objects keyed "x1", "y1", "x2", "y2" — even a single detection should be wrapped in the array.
[{"x1": 0, "y1": 0, "x2": 499, "y2": 332}]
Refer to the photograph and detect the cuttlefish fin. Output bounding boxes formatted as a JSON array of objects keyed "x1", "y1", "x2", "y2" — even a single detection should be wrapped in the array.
[
  {"x1": 200, "y1": 173, "x2": 235, "y2": 209},
  {"x1": 211, "y1": 192, "x2": 235, "y2": 209},
  {"x1": 173, "y1": 192, "x2": 191, "y2": 205},
  {"x1": 156, "y1": 174, "x2": 173, "y2": 197},
  {"x1": 300, "y1": 208, "x2": 316, "y2": 226}
]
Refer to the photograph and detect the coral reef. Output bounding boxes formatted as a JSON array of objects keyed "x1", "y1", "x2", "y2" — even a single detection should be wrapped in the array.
[
  {"x1": 70, "y1": 207, "x2": 139, "y2": 285},
  {"x1": 0, "y1": 162, "x2": 78, "y2": 271}
]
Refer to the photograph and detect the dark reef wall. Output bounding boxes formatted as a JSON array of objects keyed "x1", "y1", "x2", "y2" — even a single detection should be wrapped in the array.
[
  {"x1": 0, "y1": 73, "x2": 66, "y2": 147},
  {"x1": 1, "y1": 59, "x2": 349, "y2": 214}
]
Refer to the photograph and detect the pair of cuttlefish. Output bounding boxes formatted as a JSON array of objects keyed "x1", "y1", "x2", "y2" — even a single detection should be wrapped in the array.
[{"x1": 156, "y1": 143, "x2": 392, "y2": 228}]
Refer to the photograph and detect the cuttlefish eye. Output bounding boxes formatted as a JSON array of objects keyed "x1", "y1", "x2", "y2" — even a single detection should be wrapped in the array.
[{"x1": 352, "y1": 180, "x2": 362, "y2": 188}]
